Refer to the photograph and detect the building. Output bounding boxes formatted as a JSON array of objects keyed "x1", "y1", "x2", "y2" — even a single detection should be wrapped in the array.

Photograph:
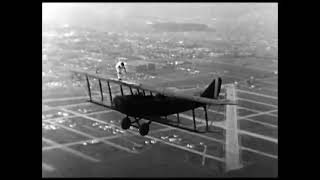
[
  {"x1": 136, "y1": 63, "x2": 156, "y2": 73},
  {"x1": 136, "y1": 64, "x2": 148, "y2": 73},
  {"x1": 147, "y1": 63, "x2": 156, "y2": 71}
]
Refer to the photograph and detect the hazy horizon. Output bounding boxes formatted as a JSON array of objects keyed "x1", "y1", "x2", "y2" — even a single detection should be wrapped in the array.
[{"x1": 42, "y1": 3, "x2": 277, "y2": 35}]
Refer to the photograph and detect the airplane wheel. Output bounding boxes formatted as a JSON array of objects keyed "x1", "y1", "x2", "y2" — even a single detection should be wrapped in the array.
[
  {"x1": 139, "y1": 123, "x2": 149, "y2": 136},
  {"x1": 121, "y1": 117, "x2": 131, "y2": 130}
]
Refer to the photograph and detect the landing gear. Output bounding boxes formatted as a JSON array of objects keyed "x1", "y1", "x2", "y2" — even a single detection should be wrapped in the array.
[
  {"x1": 121, "y1": 117, "x2": 131, "y2": 130},
  {"x1": 121, "y1": 116, "x2": 151, "y2": 136},
  {"x1": 139, "y1": 123, "x2": 149, "y2": 136}
]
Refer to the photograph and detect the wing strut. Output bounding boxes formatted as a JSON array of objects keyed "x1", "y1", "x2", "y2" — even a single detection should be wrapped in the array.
[
  {"x1": 177, "y1": 113, "x2": 180, "y2": 124},
  {"x1": 98, "y1": 79, "x2": 104, "y2": 101},
  {"x1": 203, "y1": 106, "x2": 209, "y2": 131},
  {"x1": 129, "y1": 87, "x2": 133, "y2": 95},
  {"x1": 192, "y1": 108, "x2": 196, "y2": 130},
  {"x1": 85, "y1": 75, "x2": 92, "y2": 101},
  {"x1": 107, "y1": 81, "x2": 113, "y2": 105},
  {"x1": 120, "y1": 85, "x2": 124, "y2": 96}
]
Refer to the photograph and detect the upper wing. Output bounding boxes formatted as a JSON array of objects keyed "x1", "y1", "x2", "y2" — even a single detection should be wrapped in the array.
[{"x1": 70, "y1": 69, "x2": 237, "y2": 106}]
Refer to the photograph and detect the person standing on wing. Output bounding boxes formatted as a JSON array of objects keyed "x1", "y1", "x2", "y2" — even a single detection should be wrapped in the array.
[{"x1": 115, "y1": 61, "x2": 127, "y2": 80}]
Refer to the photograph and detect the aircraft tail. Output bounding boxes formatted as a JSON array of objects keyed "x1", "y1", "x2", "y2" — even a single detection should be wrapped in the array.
[{"x1": 200, "y1": 77, "x2": 222, "y2": 99}]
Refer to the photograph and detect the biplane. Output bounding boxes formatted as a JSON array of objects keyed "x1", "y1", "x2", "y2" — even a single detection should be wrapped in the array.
[{"x1": 70, "y1": 69, "x2": 237, "y2": 136}]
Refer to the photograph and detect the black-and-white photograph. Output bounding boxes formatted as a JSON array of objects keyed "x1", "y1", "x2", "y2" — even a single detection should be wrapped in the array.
[{"x1": 42, "y1": 3, "x2": 278, "y2": 177}]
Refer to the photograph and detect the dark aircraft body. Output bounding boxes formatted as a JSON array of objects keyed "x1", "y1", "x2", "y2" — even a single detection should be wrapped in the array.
[
  {"x1": 113, "y1": 77, "x2": 221, "y2": 118},
  {"x1": 113, "y1": 94, "x2": 202, "y2": 117}
]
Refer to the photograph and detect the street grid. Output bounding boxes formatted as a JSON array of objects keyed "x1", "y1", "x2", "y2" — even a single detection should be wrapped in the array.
[{"x1": 42, "y1": 76, "x2": 277, "y2": 177}]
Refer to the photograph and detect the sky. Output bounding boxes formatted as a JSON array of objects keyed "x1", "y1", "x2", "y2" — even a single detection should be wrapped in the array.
[
  {"x1": 42, "y1": 3, "x2": 277, "y2": 34},
  {"x1": 43, "y1": 3, "x2": 217, "y2": 23}
]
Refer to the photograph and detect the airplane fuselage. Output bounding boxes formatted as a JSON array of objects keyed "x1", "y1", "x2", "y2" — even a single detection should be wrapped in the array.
[{"x1": 113, "y1": 94, "x2": 203, "y2": 118}]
